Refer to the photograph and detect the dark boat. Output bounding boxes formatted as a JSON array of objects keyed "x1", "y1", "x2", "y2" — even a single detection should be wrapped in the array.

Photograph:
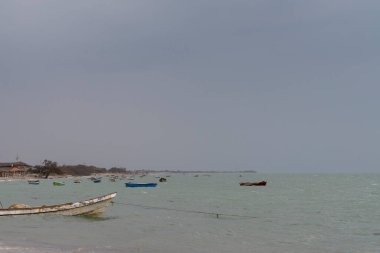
[
  {"x1": 125, "y1": 182, "x2": 157, "y2": 188},
  {"x1": 159, "y1": 177, "x2": 167, "y2": 182},
  {"x1": 240, "y1": 181, "x2": 267, "y2": 186},
  {"x1": 90, "y1": 177, "x2": 102, "y2": 183}
]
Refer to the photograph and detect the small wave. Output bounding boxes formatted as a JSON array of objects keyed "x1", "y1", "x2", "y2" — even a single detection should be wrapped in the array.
[
  {"x1": 0, "y1": 245, "x2": 58, "y2": 253},
  {"x1": 0, "y1": 246, "x2": 27, "y2": 250},
  {"x1": 70, "y1": 246, "x2": 132, "y2": 253}
]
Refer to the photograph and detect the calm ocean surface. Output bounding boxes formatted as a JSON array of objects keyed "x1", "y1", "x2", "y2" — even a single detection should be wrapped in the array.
[{"x1": 0, "y1": 173, "x2": 379, "y2": 253}]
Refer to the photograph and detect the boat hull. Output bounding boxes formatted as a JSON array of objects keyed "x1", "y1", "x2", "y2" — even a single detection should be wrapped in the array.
[
  {"x1": 125, "y1": 183, "x2": 157, "y2": 187},
  {"x1": 240, "y1": 181, "x2": 267, "y2": 186},
  {"x1": 0, "y1": 192, "x2": 116, "y2": 217},
  {"x1": 28, "y1": 180, "x2": 40, "y2": 185}
]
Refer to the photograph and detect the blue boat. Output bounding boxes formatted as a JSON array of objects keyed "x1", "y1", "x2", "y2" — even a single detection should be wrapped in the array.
[{"x1": 125, "y1": 182, "x2": 157, "y2": 188}]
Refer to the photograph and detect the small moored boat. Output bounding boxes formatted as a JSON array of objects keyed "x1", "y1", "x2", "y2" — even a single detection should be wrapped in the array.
[
  {"x1": 0, "y1": 192, "x2": 117, "y2": 217},
  {"x1": 53, "y1": 181, "x2": 65, "y2": 186},
  {"x1": 125, "y1": 182, "x2": 157, "y2": 188},
  {"x1": 28, "y1": 180, "x2": 40, "y2": 185},
  {"x1": 240, "y1": 181, "x2": 267, "y2": 186},
  {"x1": 90, "y1": 177, "x2": 102, "y2": 183}
]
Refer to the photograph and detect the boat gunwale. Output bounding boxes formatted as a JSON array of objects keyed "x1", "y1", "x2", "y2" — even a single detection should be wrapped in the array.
[{"x1": 0, "y1": 192, "x2": 117, "y2": 215}]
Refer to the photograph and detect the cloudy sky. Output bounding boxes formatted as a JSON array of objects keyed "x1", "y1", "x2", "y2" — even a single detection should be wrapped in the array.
[{"x1": 1, "y1": 0, "x2": 379, "y2": 172}]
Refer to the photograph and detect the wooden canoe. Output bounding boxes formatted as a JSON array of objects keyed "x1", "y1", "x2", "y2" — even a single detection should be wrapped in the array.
[{"x1": 0, "y1": 192, "x2": 117, "y2": 217}]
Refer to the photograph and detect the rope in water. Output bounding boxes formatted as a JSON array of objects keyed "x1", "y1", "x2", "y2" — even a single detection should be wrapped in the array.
[{"x1": 113, "y1": 201, "x2": 257, "y2": 219}]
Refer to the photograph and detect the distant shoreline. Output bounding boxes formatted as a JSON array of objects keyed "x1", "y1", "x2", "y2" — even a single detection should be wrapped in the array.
[{"x1": 0, "y1": 170, "x2": 256, "y2": 180}]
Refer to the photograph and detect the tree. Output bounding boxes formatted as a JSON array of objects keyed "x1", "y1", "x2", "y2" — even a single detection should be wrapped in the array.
[{"x1": 40, "y1": 160, "x2": 63, "y2": 178}]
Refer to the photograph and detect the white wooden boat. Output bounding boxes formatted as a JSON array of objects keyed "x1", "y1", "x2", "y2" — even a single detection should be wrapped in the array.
[
  {"x1": 27, "y1": 179, "x2": 40, "y2": 185},
  {"x1": 0, "y1": 192, "x2": 116, "y2": 217}
]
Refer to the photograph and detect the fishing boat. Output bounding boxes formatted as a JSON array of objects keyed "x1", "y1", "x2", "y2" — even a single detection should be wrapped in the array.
[
  {"x1": 90, "y1": 177, "x2": 102, "y2": 183},
  {"x1": 240, "y1": 181, "x2": 267, "y2": 186},
  {"x1": 27, "y1": 179, "x2": 40, "y2": 185},
  {"x1": 125, "y1": 182, "x2": 157, "y2": 188},
  {"x1": 53, "y1": 181, "x2": 65, "y2": 186},
  {"x1": 0, "y1": 192, "x2": 117, "y2": 217}
]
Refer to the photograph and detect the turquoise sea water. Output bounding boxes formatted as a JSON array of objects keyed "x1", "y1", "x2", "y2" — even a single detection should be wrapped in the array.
[{"x1": 0, "y1": 173, "x2": 379, "y2": 253}]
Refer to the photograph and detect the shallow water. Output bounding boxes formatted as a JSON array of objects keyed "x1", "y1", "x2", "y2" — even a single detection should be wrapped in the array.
[{"x1": 0, "y1": 173, "x2": 379, "y2": 253}]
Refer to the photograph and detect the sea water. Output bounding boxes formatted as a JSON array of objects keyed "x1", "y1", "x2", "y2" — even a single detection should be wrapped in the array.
[{"x1": 0, "y1": 173, "x2": 379, "y2": 253}]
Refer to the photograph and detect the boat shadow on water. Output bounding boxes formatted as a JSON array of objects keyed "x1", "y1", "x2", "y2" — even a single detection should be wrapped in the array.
[{"x1": 70, "y1": 215, "x2": 120, "y2": 222}]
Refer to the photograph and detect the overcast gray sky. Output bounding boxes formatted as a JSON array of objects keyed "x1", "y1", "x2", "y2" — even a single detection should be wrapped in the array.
[{"x1": 1, "y1": 0, "x2": 379, "y2": 172}]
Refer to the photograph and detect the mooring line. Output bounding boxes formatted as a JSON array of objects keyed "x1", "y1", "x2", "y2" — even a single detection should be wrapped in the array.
[{"x1": 114, "y1": 202, "x2": 257, "y2": 219}]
